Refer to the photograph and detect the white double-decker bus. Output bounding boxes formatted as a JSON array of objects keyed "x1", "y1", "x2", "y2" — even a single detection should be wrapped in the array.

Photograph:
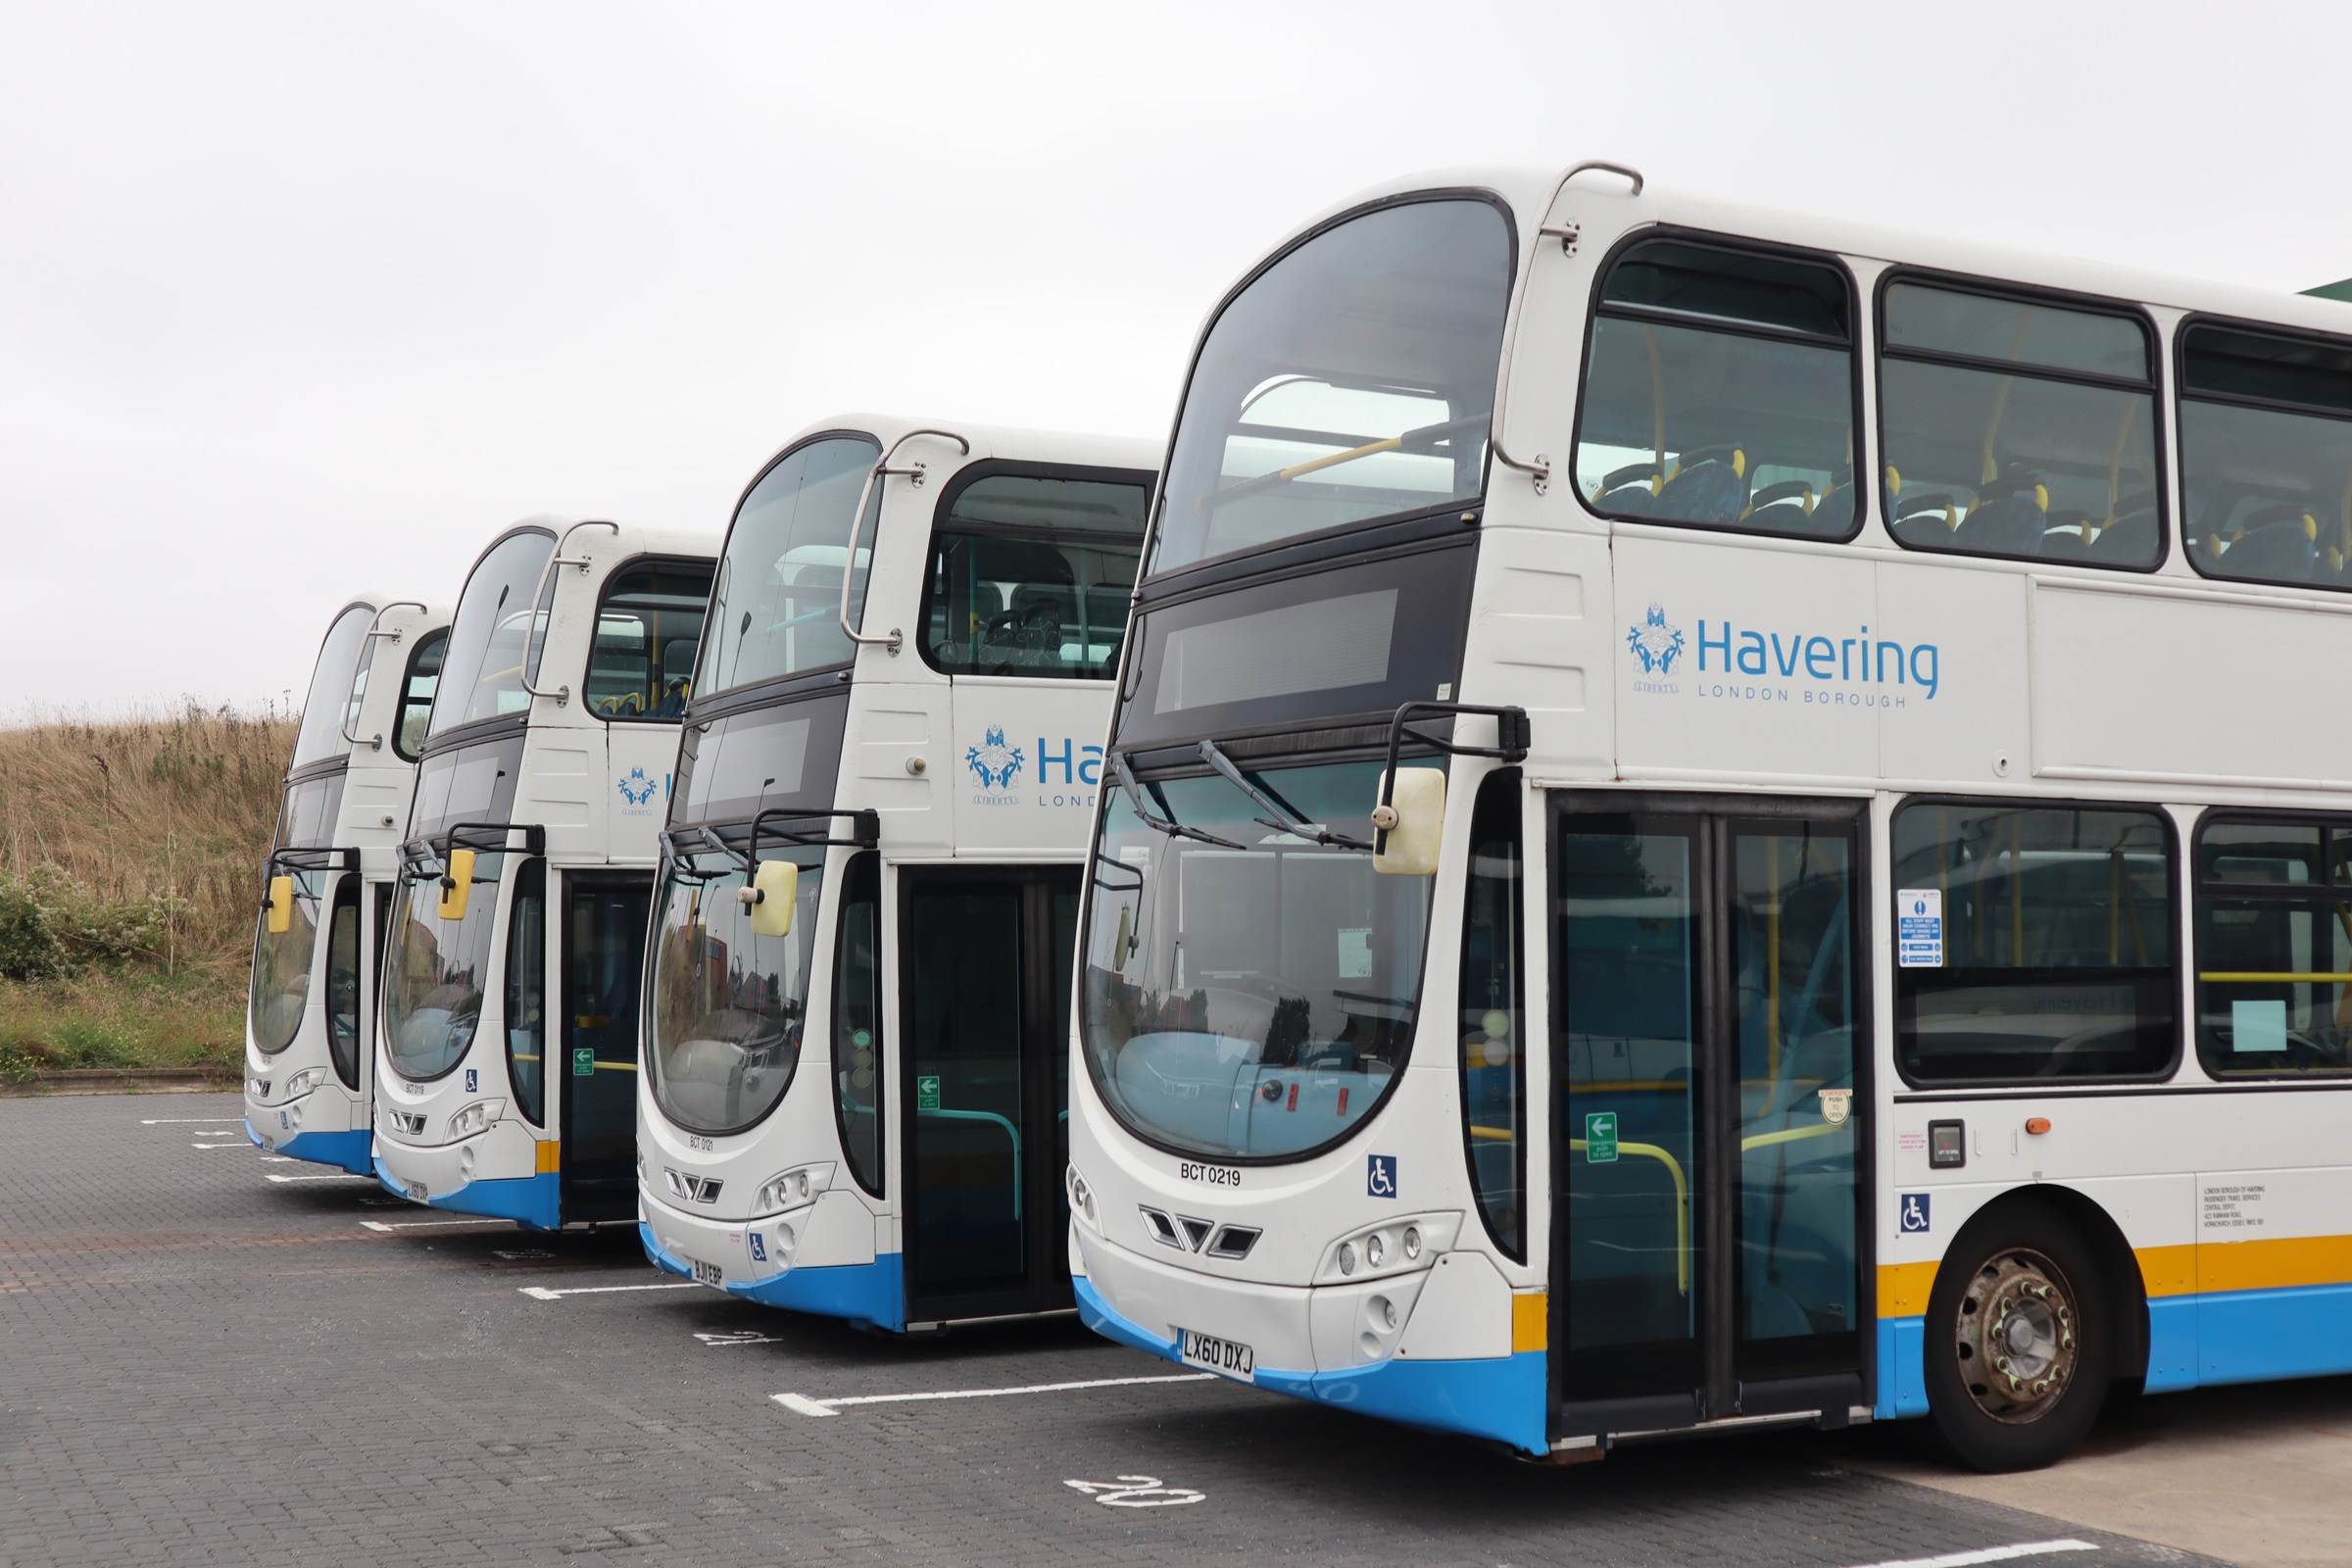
[
  {"x1": 247, "y1": 594, "x2": 451, "y2": 1172},
  {"x1": 637, "y1": 416, "x2": 1154, "y2": 1330},
  {"x1": 1068, "y1": 162, "x2": 2352, "y2": 1470},
  {"x1": 375, "y1": 520, "x2": 714, "y2": 1228}
]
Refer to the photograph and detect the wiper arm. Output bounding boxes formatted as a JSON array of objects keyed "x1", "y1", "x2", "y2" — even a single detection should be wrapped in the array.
[
  {"x1": 1197, "y1": 739, "x2": 1372, "y2": 851},
  {"x1": 1112, "y1": 753, "x2": 1247, "y2": 851}
]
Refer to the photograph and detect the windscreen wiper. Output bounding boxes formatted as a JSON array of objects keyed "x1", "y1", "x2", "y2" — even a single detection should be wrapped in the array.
[
  {"x1": 1201, "y1": 411, "x2": 1491, "y2": 512},
  {"x1": 1112, "y1": 753, "x2": 1246, "y2": 851},
  {"x1": 1197, "y1": 739, "x2": 1372, "y2": 851}
]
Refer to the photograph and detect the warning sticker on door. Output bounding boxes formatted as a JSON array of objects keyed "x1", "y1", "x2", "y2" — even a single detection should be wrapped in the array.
[{"x1": 1896, "y1": 889, "x2": 1943, "y2": 968}]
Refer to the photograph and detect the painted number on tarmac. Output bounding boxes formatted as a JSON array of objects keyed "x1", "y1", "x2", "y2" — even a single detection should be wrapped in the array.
[{"x1": 1064, "y1": 1476, "x2": 1204, "y2": 1508}]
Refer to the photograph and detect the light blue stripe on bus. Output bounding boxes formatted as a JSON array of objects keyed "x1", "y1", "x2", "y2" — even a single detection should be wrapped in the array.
[
  {"x1": 1073, "y1": 1276, "x2": 1548, "y2": 1456},
  {"x1": 637, "y1": 1223, "x2": 906, "y2": 1334},
  {"x1": 1874, "y1": 1316, "x2": 1929, "y2": 1419},
  {"x1": 2195, "y1": 1283, "x2": 2352, "y2": 1385},
  {"x1": 266, "y1": 1126, "x2": 374, "y2": 1175},
  {"x1": 371, "y1": 1157, "x2": 560, "y2": 1229}
]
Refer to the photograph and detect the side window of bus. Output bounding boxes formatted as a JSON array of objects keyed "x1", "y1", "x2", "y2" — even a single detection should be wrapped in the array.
[
  {"x1": 2194, "y1": 816, "x2": 2352, "y2": 1076},
  {"x1": 506, "y1": 858, "x2": 547, "y2": 1125},
  {"x1": 1576, "y1": 239, "x2": 1859, "y2": 538},
  {"x1": 918, "y1": 473, "x2": 1150, "y2": 679},
  {"x1": 833, "y1": 853, "x2": 885, "y2": 1195},
  {"x1": 1458, "y1": 770, "x2": 1523, "y2": 1258},
  {"x1": 326, "y1": 876, "x2": 363, "y2": 1089},
  {"x1": 1890, "y1": 802, "x2": 2176, "y2": 1084},
  {"x1": 393, "y1": 630, "x2": 447, "y2": 763},
  {"x1": 586, "y1": 561, "x2": 714, "y2": 721},
  {"x1": 1880, "y1": 282, "x2": 2161, "y2": 567},
  {"x1": 2179, "y1": 325, "x2": 2352, "y2": 589}
]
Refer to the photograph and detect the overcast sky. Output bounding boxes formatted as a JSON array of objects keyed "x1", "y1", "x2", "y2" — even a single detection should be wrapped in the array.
[{"x1": 7, "y1": 1, "x2": 2349, "y2": 717}]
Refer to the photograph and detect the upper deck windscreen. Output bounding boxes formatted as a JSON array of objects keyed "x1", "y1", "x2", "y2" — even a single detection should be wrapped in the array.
[
  {"x1": 700, "y1": 435, "x2": 883, "y2": 696},
  {"x1": 587, "y1": 559, "x2": 714, "y2": 719},
  {"x1": 289, "y1": 605, "x2": 375, "y2": 768},
  {"x1": 1151, "y1": 197, "x2": 1513, "y2": 575},
  {"x1": 430, "y1": 531, "x2": 556, "y2": 738}
]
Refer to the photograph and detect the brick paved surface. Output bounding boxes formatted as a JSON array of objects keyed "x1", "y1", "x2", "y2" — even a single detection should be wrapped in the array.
[{"x1": 0, "y1": 1095, "x2": 2232, "y2": 1567}]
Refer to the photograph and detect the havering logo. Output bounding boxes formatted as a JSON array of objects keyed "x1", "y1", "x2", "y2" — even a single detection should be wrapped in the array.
[
  {"x1": 966, "y1": 726, "x2": 1024, "y2": 790},
  {"x1": 1627, "y1": 604, "x2": 1686, "y2": 675},
  {"x1": 617, "y1": 766, "x2": 659, "y2": 808}
]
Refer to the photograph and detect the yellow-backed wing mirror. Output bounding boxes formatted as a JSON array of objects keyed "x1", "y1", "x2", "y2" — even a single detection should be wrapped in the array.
[
  {"x1": 265, "y1": 874, "x2": 294, "y2": 934},
  {"x1": 438, "y1": 848, "x2": 476, "y2": 920},
  {"x1": 1112, "y1": 903, "x2": 1135, "y2": 968},
  {"x1": 746, "y1": 858, "x2": 798, "y2": 938},
  {"x1": 1371, "y1": 768, "x2": 1446, "y2": 876}
]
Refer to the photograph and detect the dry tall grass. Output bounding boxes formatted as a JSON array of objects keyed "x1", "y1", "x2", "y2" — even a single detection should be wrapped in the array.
[{"x1": 0, "y1": 705, "x2": 296, "y2": 1071}]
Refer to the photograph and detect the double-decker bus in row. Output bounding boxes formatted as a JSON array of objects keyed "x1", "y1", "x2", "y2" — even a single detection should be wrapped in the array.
[
  {"x1": 374, "y1": 519, "x2": 714, "y2": 1228},
  {"x1": 247, "y1": 595, "x2": 451, "y2": 1172},
  {"x1": 637, "y1": 416, "x2": 1154, "y2": 1331},
  {"x1": 1068, "y1": 162, "x2": 2352, "y2": 1470}
]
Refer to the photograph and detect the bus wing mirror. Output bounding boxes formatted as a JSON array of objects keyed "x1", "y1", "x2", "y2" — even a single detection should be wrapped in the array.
[
  {"x1": 265, "y1": 875, "x2": 294, "y2": 934},
  {"x1": 746, "y1": 858, "x2": 798, "y2": 938},
  {"x1": 1370, "y1": 768, "x2": 1446, "y2": 876},
  {"x1": 1113, "y1": 903, "x2": 1135, "y2": 968},
  {"x1": 437, "y1": 849, "x2": 476, "y2": 921}
]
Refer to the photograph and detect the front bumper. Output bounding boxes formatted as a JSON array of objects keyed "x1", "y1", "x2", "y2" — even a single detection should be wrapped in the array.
[{"x1": 638, "y1": 1189, "x2": 901, "y2": 1330}]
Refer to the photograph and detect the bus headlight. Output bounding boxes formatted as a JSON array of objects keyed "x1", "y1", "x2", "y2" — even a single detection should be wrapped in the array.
[
  {"x1": 445, "y1": 1100, "x2": 504, "y2": 1141},
  {"x1": 281, "y1": 1067, "x2": 328, "y2": 1099},
  {"x1": 1066, "y1": 1166, "x2": 1102, "y2": 1233},
  {"x1": 751, "y1": 1163, "x2": 832, "y2": 1217},
  {"x1": 1318, "y1": 1212, "x2": 1463, "y2": 1285}
]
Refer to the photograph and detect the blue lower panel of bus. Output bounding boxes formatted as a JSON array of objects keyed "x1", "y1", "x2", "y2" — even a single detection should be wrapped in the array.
[
  {"x1": 248, "y1": 1119, "x2": 373, "y2": 1175},
  {"x1": 1876, "y1": 1285, "x2": 2344, "y2": 1414},
  {"x1": 639, "y1": 1222, "x2": 906, "y2": 1334},
  {"x1": 1075, "y1": 1276, "x2": 1548, "y2": 1456},
  {"x1": 373, "y1": 1156, "x2": 559, "y2": 1230}
]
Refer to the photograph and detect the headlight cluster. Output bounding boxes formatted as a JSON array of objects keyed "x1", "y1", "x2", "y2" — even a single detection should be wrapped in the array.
[
  {"x1": 1066, "y1": 1166, "x2": 1101, "y2": 1231},
  {"x1": 281, "y1": 1067, "x2": 329, "y2": 1099},
  {"x1": 1317, "y1": 1211, "x2": 1462, "y2": 1285},
  {"x1": 751, "y1": 1162, "x2": 832, "y2": 1217},
  {"x1": 445, "y1": 1100, "x2": 505, "y2": 1141}
]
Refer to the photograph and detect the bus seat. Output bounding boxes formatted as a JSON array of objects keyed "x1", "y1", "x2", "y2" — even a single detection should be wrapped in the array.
[
  {"x1": 1891, "y1": 490, "x2": 1959, "y2": 544},
  {"x1": 2038, "y1": 510, "x2": 2093, "y2": 557},
  {"x1": 2086, "y1": 498, "x2": 2159, "y2": 564},
  {"x1": 1593, "y1": 461, "x2": 1664, "y2": 515},
  {"x1": 2220, "y1": 510, "x2": 2319, "y2": 580},
  {"x1": 1951, "y1": 471, "x2": 2047, "y2": 555},
  {"x1": 1809, "y1": 483, "x2": 1854, "y2": 534},
  {"x1": 1740, "y1": 478, "x2": 1815, "y2": 531},
  {"x1": 1652, "y1": 445, "x2": 1748, "y2": 524}
]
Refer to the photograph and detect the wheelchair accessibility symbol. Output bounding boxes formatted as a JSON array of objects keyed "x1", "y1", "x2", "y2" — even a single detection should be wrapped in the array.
[
  {"x1": 1899, "y1": 1193, "x2": 1932, "y2": 1233},
  {"x1": 1367, "y1": 1154, "x2": 1397, "y2": 1199}
]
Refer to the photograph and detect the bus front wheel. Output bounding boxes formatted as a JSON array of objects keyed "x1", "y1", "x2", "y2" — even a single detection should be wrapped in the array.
[{"x1": 1924, "y1": 1205, "x2": 2112, "y2": 1472}]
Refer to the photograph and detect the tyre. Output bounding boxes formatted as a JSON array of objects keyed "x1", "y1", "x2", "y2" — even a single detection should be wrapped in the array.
[{"x1": 1923, "y1": 1203, "x2": 2112, "y2": 1472}]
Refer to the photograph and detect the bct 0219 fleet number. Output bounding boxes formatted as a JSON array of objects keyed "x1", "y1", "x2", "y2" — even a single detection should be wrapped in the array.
[{"x1": 1178, "y1": 1162, "x2": 1241, "y2": 1187}]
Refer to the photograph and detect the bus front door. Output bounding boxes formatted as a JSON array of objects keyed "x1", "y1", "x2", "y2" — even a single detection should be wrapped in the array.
[
  {"x1": 1549, "y1": 797, "x2": 1867, "y2": 1438},
  {"x1": 559, "y1": 872, "x2": 652, "y2": 1225},
  {"x1": 900, "y1": 866, "x2": 1080, "y2": 1324}
]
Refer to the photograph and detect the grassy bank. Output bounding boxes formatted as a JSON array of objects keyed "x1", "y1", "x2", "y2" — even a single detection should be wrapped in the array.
[{"x1": 0, "y1": 707, "x2": 294, "y2": 1078}]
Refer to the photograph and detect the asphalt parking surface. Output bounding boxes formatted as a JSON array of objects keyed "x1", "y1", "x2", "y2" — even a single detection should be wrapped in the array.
[{"x1": 0, "y1": 1093, "x2": 2237, "y2": 1567}]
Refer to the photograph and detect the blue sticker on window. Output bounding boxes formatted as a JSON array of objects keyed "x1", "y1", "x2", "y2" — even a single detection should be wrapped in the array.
[
  {"x1": 1899, "y1": 1193, "x2": 1932, "y2": 1233},
  {"x1": 1367, "y1": 1154, "x2": 1397, "y2": 1199}
]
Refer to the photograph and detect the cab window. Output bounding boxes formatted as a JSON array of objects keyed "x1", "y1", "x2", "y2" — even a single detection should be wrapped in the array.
[
  {"x1": 2180, "y1": 324, "x2": 2352, "y2": 588},
  {"x1": 585, "y1": 560, "x2": 713, "y2": 720},
  {"x1": 1880, "y1": 281, "x2": 2161, "y2": 566},
  {"x1": 1576, "y1": 239, "x2": 1859, "y2": 538},
  {"x1": 392, "y1": 630, "x2": 446, "y2": 763},
  {"x1": 917, "y1": 470, "x2": 1151, "y2": 679}
]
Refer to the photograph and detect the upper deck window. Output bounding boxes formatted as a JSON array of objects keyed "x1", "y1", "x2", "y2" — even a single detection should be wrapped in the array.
[
  {"x1": 290, "y1": 605, "x2": 375, "y2": 768},
  {"x1": 1151, "y1": 197, "x2": 1513, "y2": 575},
  {"x1": 700, "y1": 436, "x2": 884, "y2": 696},
  {"x1": 2179, "y1": 324, "x2": 2352, "y2": 589},
  {"x1": 1880, "y1": 281, "x2": 2162, "y2": 568},
  {"x1": 430, "y1": 530, "x2": 557, "y2": 738},
  {"x1": 918, "y1": 470, "x2": 1150, "y2": 679},
  {"x1": 1577, "y1": 240, "x2": 1860, "y2": 539},
  {"x1": 585, "y1": 560, "x2": 713, "y2": 720}
]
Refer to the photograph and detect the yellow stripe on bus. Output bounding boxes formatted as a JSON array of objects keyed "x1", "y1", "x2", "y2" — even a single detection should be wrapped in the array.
[
  {"x1": 535, "y1": 1141, "x2": 561, "y2": 1174},
  {"x1": 1882, "y1": 1238, "x2": 2352, "y2": 1318},
  {"x1": 1511, "y1": 1292, "x2": 1547, "y2": 1352}
]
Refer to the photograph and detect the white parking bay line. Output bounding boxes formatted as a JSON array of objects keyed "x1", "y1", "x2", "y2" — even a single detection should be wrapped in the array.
[
  {"x1": 1845, "y1": 1542, "x2": 2096, "y2": 1568},
  {"x1": 358, "y1": 1217, "x2": 509, "y2": 1232},
  {"x1": 774, "y1": 1372, "x2": 1216, "y2": 1419},
  {"x1": 191, "y1": 1142, "x2": 253, "y2": 1150},
  {"x1": 266, "y1": 1173, "x2": 375, "y2": 1184},
  {"x1": 141, "y1": 1117, "x2": 238, "y2": 1124},
  {"x1": 517, "y1": 1282, "x2": 701, "y2": 1300}
]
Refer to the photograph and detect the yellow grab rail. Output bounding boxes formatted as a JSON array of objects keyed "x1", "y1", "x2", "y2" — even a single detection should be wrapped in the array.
[{"x1": 1568, "y1": 1138, "x2": 1689, "y2": 1295}]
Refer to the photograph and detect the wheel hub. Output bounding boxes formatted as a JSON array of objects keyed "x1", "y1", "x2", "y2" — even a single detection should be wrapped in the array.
[{"x1": 1952, "y1": 1247, "x2": 2079, "y2": 1424}]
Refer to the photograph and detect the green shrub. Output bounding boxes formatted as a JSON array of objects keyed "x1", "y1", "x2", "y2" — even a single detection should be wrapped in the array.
[{"x1": 0, "y1": 879, "x2": 62, "y2": 981}]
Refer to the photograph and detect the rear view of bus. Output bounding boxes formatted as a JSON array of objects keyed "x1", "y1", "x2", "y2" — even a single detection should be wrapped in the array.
[
  {"x1": 637, "y1": 417, "x2": 1154, "y2": 1330},
  {"x1": 374, "y1": 520, "x2": 714, "y2": 1229},
  {"x1": 247, "y1": 596, "x2": 450, "y2": 1172}
]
